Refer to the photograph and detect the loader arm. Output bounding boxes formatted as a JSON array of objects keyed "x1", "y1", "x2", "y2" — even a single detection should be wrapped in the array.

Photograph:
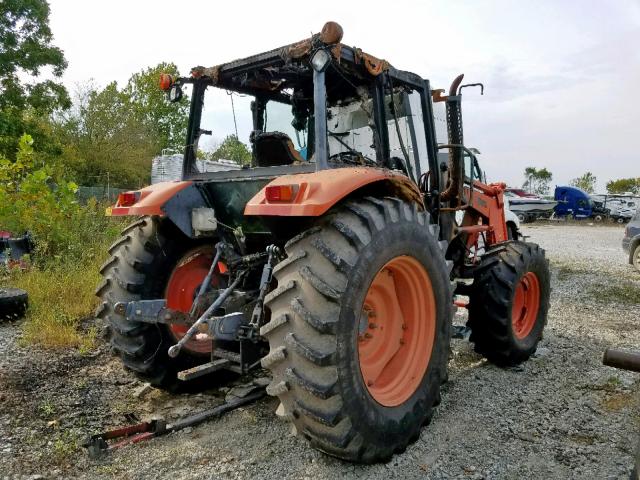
[{"x1": 457, "y1": 180, "x2": 509, "y2": 247}]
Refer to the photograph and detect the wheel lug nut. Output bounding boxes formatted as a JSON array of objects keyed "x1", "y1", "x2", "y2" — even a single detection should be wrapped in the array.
[
  {"x1": 369, "y1": 323, "x2": 377, "y2": 329},
  {"x1": 364, "y1": 333, "x2": 372, "y2": 339}
]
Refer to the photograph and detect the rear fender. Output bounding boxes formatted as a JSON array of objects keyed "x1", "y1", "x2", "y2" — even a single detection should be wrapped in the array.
[
  {"x1": 244, "y1": 167, "x2": 422, "y2": 217},
  {"x1": 107, "y1": 181, "x2": 207, "y2": 237}
]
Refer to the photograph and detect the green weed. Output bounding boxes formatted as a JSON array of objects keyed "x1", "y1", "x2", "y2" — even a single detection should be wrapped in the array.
[
  {"x1": 39, "y1": 398, "x2": 56, "y2": 417},
  {"x1": 589, "y1": 282, "x2": 640, "y2": 306},
  {"x1": 52, "y1": 430, "x2": 80, "y2": 463}
]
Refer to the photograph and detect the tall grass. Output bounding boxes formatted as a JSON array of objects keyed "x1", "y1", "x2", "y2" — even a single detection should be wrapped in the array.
[
  {"x1": 2, "y1": 209, "x2": 126, "y2": 349},
  {"x1": 0, "y1": 134, "x2": 129, "y2": 349},
  {"x1": 10, "y1": 247, "x2": 106, "y2": 349}
]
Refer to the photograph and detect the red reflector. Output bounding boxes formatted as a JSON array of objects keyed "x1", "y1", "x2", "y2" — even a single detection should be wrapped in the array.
[
  {"x1": 118, "y1": 191, "x2": 140, "y2": 207},
  {"x1": 265, "y1": 185, "x2": 297, "y2": 202}
]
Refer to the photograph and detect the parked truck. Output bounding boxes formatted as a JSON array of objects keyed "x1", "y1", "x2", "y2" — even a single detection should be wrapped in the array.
[{"x1": 554, "y1": 185, "x2": 594, "y2": 219}]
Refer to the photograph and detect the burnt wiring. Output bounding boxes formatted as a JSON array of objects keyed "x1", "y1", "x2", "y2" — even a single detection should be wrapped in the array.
[
  {"x1": 328, "y1": 131, "x2": 375, "y2": 165},
  {"x1": 227, "y1": 91, "x2": 239, "y2": 138}
]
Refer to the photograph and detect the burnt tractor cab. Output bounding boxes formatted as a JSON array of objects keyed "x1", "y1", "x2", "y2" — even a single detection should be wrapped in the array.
[{"x1": 98, "y1": 22, "x2": 550, "y2": 462}]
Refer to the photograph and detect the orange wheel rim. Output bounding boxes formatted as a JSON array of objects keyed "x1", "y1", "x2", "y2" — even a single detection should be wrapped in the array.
[
  {"x1": 511, "y1": 271, "x2": 540, "y2": 340},
  {"x1": 357, "y1": 256, "x2": 436, "y2": 407},
  {"x1": 166, "y1": 247, "x2": 225, "y2": 355}
]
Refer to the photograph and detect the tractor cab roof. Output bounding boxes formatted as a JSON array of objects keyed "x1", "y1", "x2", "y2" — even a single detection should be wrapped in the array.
[{"x1": 188, "y1": 21, "x2": 428, "y2": 105}]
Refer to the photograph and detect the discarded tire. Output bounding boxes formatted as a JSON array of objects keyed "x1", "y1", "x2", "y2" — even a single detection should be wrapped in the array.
[
  {"x1": 467, "y1": 241, "x2": 550, "y2": 366},
  {"x1": 0, "y1": 288, "x2": 28, "y2": 320},
  {"x1": 262, "y1": 197, "x2": 452, "y2": 463}
]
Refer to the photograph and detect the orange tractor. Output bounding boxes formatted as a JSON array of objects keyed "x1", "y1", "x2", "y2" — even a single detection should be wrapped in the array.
[{"x1": 96, "y1": 22, "x2": 550, "y2": 462}]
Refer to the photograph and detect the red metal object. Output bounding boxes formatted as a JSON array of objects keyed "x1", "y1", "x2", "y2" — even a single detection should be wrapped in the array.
[
  {"x1": 108, "y1": 181, "x2": 192, "y2": 216},
  {"x1": 165, "y1": 247, "x2": 226, "y2": 355},
  {"x1": 453, "y1": 298, "x2": 468, "y2": 308},
  {"x1": 83, "y1": 389, "x2": 266, "y2": 458},
  {"x1": 457, "y1": 225, "x2": 490, "y2": 235},
  {"x1": 82, "y1": 419, "x2": 167, "y2": 458},
  {"x1": 512, "y1": 272, "x2": 541, "y2": 339},
  {"x1": 245, "y1": 167, "x2": 422, "y2": 217},
  {"x1": 358, "y1": 256, "x2": 436, "y2": 407},
  {"x1": 457, "y1": 181, "x2": 508, "y2": 247}
]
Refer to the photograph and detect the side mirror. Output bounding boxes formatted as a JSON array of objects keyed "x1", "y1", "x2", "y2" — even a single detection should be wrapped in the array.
[{"x1": 168, "y1": 84, "x2": 183, "y2": 103}]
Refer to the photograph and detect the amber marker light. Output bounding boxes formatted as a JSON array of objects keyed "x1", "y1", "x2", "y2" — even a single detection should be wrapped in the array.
[
  {"x1": 265, "y1": 185, "x2": 298, "y2": 202},
  {"x1": 159, "y1": 73, "x2": 174, "y2": 91}
]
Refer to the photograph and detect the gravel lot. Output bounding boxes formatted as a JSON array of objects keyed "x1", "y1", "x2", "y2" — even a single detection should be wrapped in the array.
[{"x1": 1, "y1": 224, "x2": 639, "y2": 479}]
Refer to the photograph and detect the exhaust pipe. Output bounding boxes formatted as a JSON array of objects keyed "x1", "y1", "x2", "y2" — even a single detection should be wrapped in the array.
[{"x1": 441, "y1": 74, "x2": 465, "y2": 203}]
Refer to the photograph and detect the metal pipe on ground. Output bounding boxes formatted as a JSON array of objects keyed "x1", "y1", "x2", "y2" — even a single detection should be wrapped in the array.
[{"x1": 603, "y1": 348, "x2": 640, "y2": 373}]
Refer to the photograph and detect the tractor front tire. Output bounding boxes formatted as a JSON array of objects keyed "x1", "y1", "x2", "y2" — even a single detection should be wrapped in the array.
[
  {"x1": 262, "y1": 197, "x2": 452, "y2": 463},
  {"x1": 467, "y1": 241, "x2": 550, "y2": 366},
  {"x1": 96, "y1": 216, "x2": 222, "y2": 392}
]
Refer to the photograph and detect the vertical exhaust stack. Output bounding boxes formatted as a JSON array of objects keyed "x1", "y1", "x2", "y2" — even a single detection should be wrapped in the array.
[{"x1": 441, "y1": 74, "x2": 465, "y2": 203}]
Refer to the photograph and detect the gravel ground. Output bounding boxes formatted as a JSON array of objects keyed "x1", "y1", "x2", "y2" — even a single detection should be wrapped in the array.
[{"x1": 1, "y1": 224, "x2": 639, "y2": 479}]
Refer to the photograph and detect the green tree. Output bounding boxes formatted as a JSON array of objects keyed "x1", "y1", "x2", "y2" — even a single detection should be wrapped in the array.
[
  {"x1": 55, "y1": 82, "x2": 157, "y2": 188},
  {"x1": 0, "y1": 134, "x2": 118, "y2": 263},
  {"x1": 606, "y1": 177, "x2": 640, "y2": 194},
  {"x1": 125, "y1": 62, "x2": 188, "y2": 152},
  {"x1": 208, "y1": 135, "x2": 252, "y2": 165},
  {"x1": 523, "y1": 167, "x2": 552, "y2": 196},
  {"x1": 570, "y1": 172, "x2": 597, "y2": 194},
  {"x1": 55, "y1": 62, "x2": 190, "y2": 188},
  {"x1": 0, "y1": 0, "x2": 70, "y2": 158}
]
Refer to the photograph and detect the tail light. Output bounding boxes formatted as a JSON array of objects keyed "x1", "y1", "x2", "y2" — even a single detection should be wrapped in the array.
[
  {"x1": 117, "y1": 191, "x2": 140, "y2": 207},
  {"x1": 265, "y1": 184, "x2": 298, "y2": 202}
]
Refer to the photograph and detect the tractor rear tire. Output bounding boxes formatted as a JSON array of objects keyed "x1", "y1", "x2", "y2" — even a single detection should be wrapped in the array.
[
  {"x1": 467, "y1": 241, "x2": 550, "y2": 366},
  {"x1": 96, "y1": 216, "x2": 224, "y2": 392},
  {"x1": 261, "y1": 197, "x2": 452, "y2": 463}
]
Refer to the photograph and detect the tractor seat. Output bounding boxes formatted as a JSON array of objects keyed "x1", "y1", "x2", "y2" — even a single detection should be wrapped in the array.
[{"x1": 253, "y1": 132, "x2": 303, "y2": 167}]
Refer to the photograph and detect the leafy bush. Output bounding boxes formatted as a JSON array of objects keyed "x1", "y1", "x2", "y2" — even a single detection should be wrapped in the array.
[
  {"x1": 0, "y1": 134, "x2": 120, "y2": 264},
  {"x1": 0, "y1": 134, "x2": 125, "y2": 348}
]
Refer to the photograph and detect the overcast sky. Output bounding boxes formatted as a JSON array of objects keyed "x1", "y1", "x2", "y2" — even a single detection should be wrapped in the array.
[{"x1": 48, "y1": 0, "x2": 639, "y2": 191}]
